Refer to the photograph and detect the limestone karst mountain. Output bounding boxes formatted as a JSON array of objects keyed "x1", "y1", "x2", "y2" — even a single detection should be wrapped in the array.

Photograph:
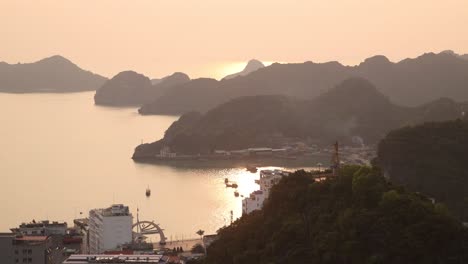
[
  {"x1": 0, "y1": 55, "x2": 107, "y2": 93},
  {"x1": 222, "y1": 59, "x2": 265, "y2": 80}
]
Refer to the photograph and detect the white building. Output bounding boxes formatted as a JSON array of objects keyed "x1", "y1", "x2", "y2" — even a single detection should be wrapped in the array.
[
  {"x1": 242, "y1": 190, "x2": 266, "y2": 215},
  {"x1": 88, "y1": 204, "x2": 133, "y2": 254},
  {"x1": 242, "y1": 170, "x2": 289, "y2": 215}
]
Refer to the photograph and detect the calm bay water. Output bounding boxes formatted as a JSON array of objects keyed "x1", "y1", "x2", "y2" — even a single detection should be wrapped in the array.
[{"x1": 0, "y1": 92, "x2": 320, "y2": 241}]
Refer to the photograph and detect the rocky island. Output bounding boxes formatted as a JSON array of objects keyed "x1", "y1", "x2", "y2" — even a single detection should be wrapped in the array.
[
  {"x1": 132, "y1": 78, "x2": 468, "y2": 162},
  {"x1": 94, "y1": 71, "x2": 190, "y2": 106},
  {"x1": 0, "y1": 55, "x2": 107, "y2": 93}
]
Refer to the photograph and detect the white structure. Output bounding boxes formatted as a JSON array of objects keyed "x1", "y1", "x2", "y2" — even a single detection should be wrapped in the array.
[
  {"x1": 242, "y1": 190, "x2": 266, "y2": 215},
  {"x1": 159, "y1": 146, "x2": 176, "y2": 158},
  {"x1": 88, "y1": 204, "x2": 133, "y2": 254},
  {"x1": 242, "y1": 170, "x2": 289, "y2": 215}
]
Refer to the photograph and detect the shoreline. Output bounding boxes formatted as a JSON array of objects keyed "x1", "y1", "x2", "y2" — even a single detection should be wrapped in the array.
[{"x1": 132, "y1": 154, "x2": 332, "y2": 169}]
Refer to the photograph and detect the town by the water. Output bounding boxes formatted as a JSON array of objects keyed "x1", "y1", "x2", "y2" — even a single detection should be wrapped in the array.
[{"x1": 0, "y1": 143, "x2": 346, "y2": 264}]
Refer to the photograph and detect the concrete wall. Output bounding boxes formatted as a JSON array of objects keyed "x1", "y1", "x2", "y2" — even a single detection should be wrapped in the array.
[{"x1": 0, "y1": 234, "x2": 14, "y2": 264}]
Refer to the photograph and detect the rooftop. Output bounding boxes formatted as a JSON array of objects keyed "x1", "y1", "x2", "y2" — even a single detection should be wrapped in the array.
[
  {"x1": 0, "y1": 232, "x2": 15, "y2": 238},
  {"x1": 92, "y1": 204, "x2": 132, "y2": 217},
  {"x1": 17, "y1": 220, "x2": 67, "y2": 228},
  {"x1": 14, "y1": 236, "x2": 48, "y2": 242}
]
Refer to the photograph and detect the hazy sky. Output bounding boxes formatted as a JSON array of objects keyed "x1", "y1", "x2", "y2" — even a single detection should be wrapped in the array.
[{"x1": 1, "y1": 0, "x2": 467, "y2": 79}]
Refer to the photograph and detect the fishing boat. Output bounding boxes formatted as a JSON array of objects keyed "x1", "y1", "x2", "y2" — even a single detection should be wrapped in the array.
[{"x1": 145, "y1": 186, "x2": 151, "y2": 197}]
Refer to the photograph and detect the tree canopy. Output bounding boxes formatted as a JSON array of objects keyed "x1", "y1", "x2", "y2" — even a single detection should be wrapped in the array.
[
  {"x1": 378, "y1": 119, "x2": 468, "y2": 221},
  {"x1": 201, "y1": 167, "x2": 468, "y2": 264}
]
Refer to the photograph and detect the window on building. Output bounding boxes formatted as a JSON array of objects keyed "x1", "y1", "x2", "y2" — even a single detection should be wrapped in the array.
[
  {"x1": 14, "y1": 249, "x2": 18, "y2": 255},
  {"x1": 27, "y1": 249, "x2": 32, "y2": 254},
  {"x1": 27, "y1": 258, "x2": 32, "y2": 263}
]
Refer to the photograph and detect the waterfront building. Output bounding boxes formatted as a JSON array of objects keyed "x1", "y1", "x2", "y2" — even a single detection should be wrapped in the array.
[
  {"x1": 88, "y1": 204, "x2": 133, "y2": 254},
  {"x1": 242, "y1": 190, "x2": 266, "y2": 215},
  {"x1": 159, "y1": 146, "x2": 176, "y2": 158},
  {"x1": 242, "y1": 170, "x2": 290, "y2": 215},
  {"x1": 63, "y1": 254, "x2": 163, "y2": 263}
]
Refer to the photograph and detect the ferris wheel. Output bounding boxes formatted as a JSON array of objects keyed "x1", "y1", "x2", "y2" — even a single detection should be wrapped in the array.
[{"x1": 132, "y1": 209, "x2": 167, "y2": 245}]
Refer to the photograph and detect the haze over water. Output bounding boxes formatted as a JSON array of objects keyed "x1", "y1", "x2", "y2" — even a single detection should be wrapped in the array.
[{"x1": 0, "y1": 92, "x2": 320, "y2": 241}]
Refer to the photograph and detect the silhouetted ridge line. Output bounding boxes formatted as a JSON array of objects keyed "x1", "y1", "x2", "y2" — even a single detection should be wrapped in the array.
[
  {"x1": 138, "y1": 51, "x2": 468, "y2": 115},
  {"x1": 0, "y1": 55, "x2": 107, "y2": 93}
]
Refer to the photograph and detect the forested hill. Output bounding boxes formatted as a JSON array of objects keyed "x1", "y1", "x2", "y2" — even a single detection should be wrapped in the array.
[
  {"x1": 200, "y1": 167, "x2": 468, "y2": 264},
  {"x1": 378, "y1": 119, "x2": 468, "y2": 221},
  {"x1": 139, "y1": 51, "x2": 468, "y2": 115},
  {"x1": 0, "y1": 55, "x2": 107, "y2": 93},
  {"x1": 133, "y1": 78, "x2": 467, "y2": 158}
]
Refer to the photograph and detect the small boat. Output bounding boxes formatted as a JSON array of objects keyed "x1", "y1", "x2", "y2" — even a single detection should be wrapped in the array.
[
  {"x1": 145, "y1": 186, "x2": 151, "y2": 197},
  {"x1": 246, "y1": 165, "x2": 257, "y2": 173},
  {"x1": 225, "y1": 182, "x2": 238, "y2": 188},
  {"x1": 234, "y1": 190, "x2": 239, "y2": 197}
]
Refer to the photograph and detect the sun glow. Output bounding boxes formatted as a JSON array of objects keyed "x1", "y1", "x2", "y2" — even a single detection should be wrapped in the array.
[{"x1": 211, "y1": 61, "x2": 276, "y2": 80}]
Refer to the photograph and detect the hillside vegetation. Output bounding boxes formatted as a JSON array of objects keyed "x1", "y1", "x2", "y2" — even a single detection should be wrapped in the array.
[
  {"x1": 200, "y1": 167, "x2": 468, "y2": 264},
  {"x1": 378, "y1": 119, "x2": 468, "y2": 221}
]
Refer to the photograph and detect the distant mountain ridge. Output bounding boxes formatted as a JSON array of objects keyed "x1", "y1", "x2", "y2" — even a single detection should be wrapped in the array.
[
  {"x1": 222, "y1": 59, "x2": 265, "y2": 80},
  {"x1": 133, "y1": 78, "x2": 468, "y2": 158},
  {"x1": 0, "y1": 55, "x2": 107, "y2": 93},
  {"x1": 94, "y1": 71, "x2": 190, "y2": 106},
  {"x1": 441, "y1": 50, "x2": 468, "y2": 61},
  {"x1": 139, "y1": 51, "x2": 468, "y2": 115}
]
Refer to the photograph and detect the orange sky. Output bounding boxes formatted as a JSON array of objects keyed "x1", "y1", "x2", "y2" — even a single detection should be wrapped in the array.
[{"x1": 1, "y1": 0, "x2": 467, "y2": 79}]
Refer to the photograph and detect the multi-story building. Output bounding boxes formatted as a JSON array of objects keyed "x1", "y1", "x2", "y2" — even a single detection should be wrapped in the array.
[
  {"x1": 0, "y1": 233, "x2": 51, "y2": 264},
  {"x1": 0, "y1": 233, "x2": 15, "y2": 263},
  {"x1": 11, "y1": 220, "x2": 67, "y2": 236},
  {"x1": 242, "y1": 170, "x2": 290, "y2": 215},
  {"x1": 63, "y1": 254, "x2": 163, "y2": 263},
  {"x1": 88, "y1": 204, "x2": 133, "y2": 254},
  {"x1": 242, "y1": 190, "x2": 266, "y2": 215},
  {"x1": 6, "y1": 219, "x2": 84, "y2": 263}
]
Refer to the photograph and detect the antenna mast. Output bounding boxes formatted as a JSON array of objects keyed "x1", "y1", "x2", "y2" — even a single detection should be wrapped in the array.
[{"x1": 332, "y1": 141, "x2": 340, "y2": 176}]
